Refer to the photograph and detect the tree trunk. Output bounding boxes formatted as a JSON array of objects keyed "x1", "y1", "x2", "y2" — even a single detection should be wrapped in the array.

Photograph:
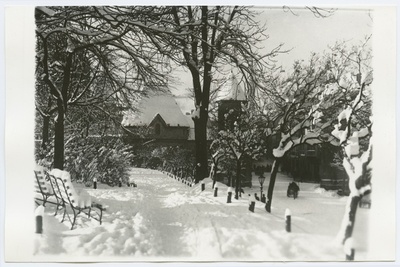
[
  {"x1": 235, "y1": 160, "x2": 241, "y2": 199},
  {"x1": 265, "y1": 158, "x2": 282, "y2": 213},
  {"x1": 341, "y1": 195, "x2": 361, "y2": 244},
  {"x1": 53, "y1": 53, "x2": 72, "y2": 170},
  {"x1": 53, "y1": 104, "x2": 64, "y2": 170},
  {"x1": 212, "y1": 160, "x2": 218, "y2": 189},
  {"x1": 338, "y1": 149, "x2": 372, "y2": 248},
  {"x1": 194, "y1": 107, "x2": 208, "y2": 183},
  {"x1": 41, "y1": 115, "x2": 50, "y2": 150}
]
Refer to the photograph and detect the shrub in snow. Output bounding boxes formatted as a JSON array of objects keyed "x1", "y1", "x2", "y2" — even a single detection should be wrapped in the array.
[{"x1": 59, "y1": 138, "x2": 134, "y2": 186}]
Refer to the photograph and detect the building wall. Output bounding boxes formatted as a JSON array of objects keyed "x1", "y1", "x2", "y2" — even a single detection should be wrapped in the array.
[
  {"x1": 124, "y1": 116, "x2": 189, "y2": 141},
  {"x1": 150, "y1": 121, "x2": 189, "y2": 140}
]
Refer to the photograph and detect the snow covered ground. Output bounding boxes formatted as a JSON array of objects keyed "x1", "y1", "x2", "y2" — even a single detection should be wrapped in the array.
[{"x1": 33, "y1": 168, "x2": 370, "y2": 262}]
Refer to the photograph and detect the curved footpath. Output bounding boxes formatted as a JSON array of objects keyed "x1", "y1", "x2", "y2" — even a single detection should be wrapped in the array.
[{"x1": 33, "y1": 167, "x2": 369, "y2": 261}]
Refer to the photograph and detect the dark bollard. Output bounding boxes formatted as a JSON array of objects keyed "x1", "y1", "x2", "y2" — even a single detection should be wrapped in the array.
[
  {"x1": 201, "y1": 180, "x2": 205, "y2": 191},
  {"x1": 261, "y1": 194, "x2": 266, "y2": 203},
  {"x1": 119, "y1": 178, "x2": 122, "y2": 188},
  {"x1": 35, "y1": 205, "x2": 44, "y2": 234},
  {"x1": 248, "y1": 194, "x2": 255, "y2": 212},
  {"x1": 285, "y1": 208, "x2": 291, "y2": 232},
  {"x1": 93, "y1": 178, "x2": 97, "y2": 189},
  {"x1": 214, "y1": 183, "x2": 218, "y2": 197},
  {"x1": 227, "y1": 187, "x2": 233, "y2": 203}
]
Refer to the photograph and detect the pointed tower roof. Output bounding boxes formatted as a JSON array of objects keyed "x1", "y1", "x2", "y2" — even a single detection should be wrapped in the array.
[{"x1": 219, "y1": 72, "x2": 247, "y2": 101}]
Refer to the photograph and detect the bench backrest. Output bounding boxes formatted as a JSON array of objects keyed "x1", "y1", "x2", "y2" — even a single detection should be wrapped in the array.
[
  {"x1": 49, "y1": 169, "x2": 91, "y2": 208},
  {"x1": 34, "y1": 165, "x2": 53, "y2": 195},
  {"x1": 49, "y1": 169, "x2": 79, "y2": 206}
]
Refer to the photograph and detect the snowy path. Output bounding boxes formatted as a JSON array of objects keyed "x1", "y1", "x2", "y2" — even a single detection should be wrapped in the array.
[{"x1": 33, "y1": 168, "x2": 370, "y2": 261}]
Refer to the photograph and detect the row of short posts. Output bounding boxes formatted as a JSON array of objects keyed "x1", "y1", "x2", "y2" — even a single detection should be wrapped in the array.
[
  {"x1": 198, "y1": 174, "x2": 354, "y2": 261},
  {"x1": 199, "y1": 176, "x2": 297, "y2": 249},
  {"x1": 165, "y1": 167, "x2": 193, "y2": 187}
]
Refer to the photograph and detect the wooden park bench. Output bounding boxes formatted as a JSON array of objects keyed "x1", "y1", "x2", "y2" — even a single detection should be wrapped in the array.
[{"x1": 48, "y1": 169, "x2": 106, "y2": 230}]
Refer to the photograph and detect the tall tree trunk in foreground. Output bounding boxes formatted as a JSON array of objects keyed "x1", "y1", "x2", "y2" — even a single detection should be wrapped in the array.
[
  {"x1": 235, "y1": 160, "x2": 241, "y2": 199},
  {"x1": 194, "y1": 106, "x2": 209, "y2": 183},
  {"x1": 41, "y1": 115, "x2": 50, "y2": 150},
  {"x1": 53, "y1": 53, "x2": 72, "y2": 170},
  {"x1": 265, "y1": 158, "x2": 282, "y2": 213},
  {"x1": 53, "y1": 104, "x2": 65, "y2": 170}
]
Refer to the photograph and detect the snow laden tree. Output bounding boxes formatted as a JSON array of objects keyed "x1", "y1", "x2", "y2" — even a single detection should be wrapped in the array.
[
  {"x1": 261, "y1": 38, "x2": 372, "y2": 213},
  {"x1": 35, "y1": 6, "x2": 169, "y2": 169},
  {"x1": 144, "y1": 6, "x2": 283, "y2": 182},
  {"x1": 216, "y1": 104, "x2": 267, "y2": 199},
  {"x1": 328, "y1": 41, "x2": 373, "y2": 258},
  {"x1": 208, "y1": 139, "x2": 223, "y2": 189}
]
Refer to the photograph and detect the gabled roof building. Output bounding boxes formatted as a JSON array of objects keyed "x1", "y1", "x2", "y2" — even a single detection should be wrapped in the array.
[{"x1": 122, "y1": 92, "x2": 192, "y2": 143}]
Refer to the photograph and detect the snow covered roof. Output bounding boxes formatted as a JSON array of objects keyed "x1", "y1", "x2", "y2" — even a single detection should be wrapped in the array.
[
  {"x1": 122, "y1": 92, "x2": 190, "y2": 128},
  {"x1": 218, "y1": 73, "x2": 247, "y2": 101}
]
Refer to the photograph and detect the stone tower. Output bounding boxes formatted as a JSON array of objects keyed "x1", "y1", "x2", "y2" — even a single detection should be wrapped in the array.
[{"x1": 217, "y1": 73, "x2": 247, "y2": 131}]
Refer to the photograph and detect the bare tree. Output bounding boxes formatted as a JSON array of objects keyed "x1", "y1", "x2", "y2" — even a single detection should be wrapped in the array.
[
  {"x1": 327, "y1": 39, "x2": 373, "y2": 258},
  {"x1": 35, "y1": 6, "x2": 169, "y2": 169},
  {"x1": 138, "y1": 6, "x2": 284, "y2": 182}
]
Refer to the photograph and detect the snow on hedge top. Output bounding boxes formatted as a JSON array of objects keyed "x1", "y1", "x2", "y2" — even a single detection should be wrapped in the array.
[{"x1": 122, "y1": 92, "x2": 190, "y2": 128}]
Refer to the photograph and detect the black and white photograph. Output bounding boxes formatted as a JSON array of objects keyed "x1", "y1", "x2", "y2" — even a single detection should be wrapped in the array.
[{"x1": 1, "y1": 1, "x2": 398, "y2": 265}]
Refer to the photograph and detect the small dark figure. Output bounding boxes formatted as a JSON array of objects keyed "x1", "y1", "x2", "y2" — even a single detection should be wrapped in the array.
[
  {"x1": 254, "y1": 193, "x2": 260, "y2": 201},
  {"x1": 287, "y1": 182, "x2": 300, "y2": 199},
  {"x1": 128, "y1": 182, "x2": 137, "y2": 187}
]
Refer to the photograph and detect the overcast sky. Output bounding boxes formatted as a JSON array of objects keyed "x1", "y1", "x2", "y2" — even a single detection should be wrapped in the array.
[{"x1": 170, "y1": 7, "x2": 373, "y2": 101}]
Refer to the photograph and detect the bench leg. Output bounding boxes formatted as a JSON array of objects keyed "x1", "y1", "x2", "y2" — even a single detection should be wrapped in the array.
[
  {"x1": 61, "y1": 207, "x2": 67, "y2": 223},
  {"x1": 54, "y1": 202, "x2": 62, "y2": 216},
  {"x1": 68, "y1": 208, "x2": 78, "y2": 230},
  {"x1": 99, "y1": 209, "x2": 103, "y2": 225}
]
